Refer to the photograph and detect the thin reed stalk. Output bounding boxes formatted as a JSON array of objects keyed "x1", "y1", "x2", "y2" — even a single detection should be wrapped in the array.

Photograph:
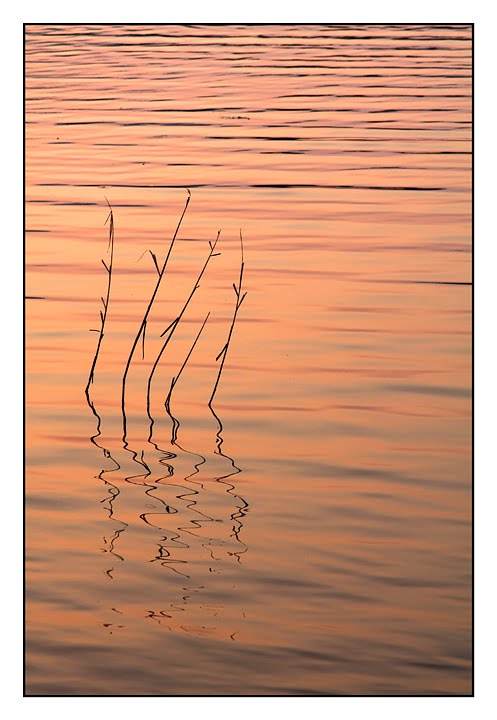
[
  {"x1": 209, "y1": 230, "x2": 247, "y2": 412},
  {"x1": 122, "y1": 190, "x2": 191, "y2": 439},
  {"x1": 85, "y1": 198, "x2": 115, "y2": 401},
  {"x1": 164, "y1": 312, "x2": 210, "y2": 444},
  {"x1": 146, "y1": 231, "x2": 221, "y2": 422}
]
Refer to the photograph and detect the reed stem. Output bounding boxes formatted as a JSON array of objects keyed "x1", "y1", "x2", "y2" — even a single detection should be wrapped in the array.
[
  {"x1": 146, "y1": 231, "x2": 221, "y2": 420},
  {"x1": 164, "y1": 312, "x2": 210, "y2": 444},
  {"x1": 209, "y1": 230, "x2": 247, "y2": 410},
  {"x1": 122, "y1": 190, "x2": 191, "y2": 439},
  {"x1": 85, "y1": 198, "x2": 115, "y2": 401}
]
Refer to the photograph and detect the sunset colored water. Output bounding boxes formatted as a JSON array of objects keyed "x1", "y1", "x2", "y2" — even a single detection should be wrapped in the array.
[{"x1": 25, "y1": 24, "x2": 472, "y2": 695}]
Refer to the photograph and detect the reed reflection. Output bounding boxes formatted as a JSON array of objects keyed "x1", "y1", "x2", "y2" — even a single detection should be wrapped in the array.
[
  {"x1": 89, "y1": 408, "x2": 249, "y2": 620},
  {"x1": 140, "y1": 429, "x2": 249, "y2": 640},
  {"x1": 88, "y1": 366, "x2": 249, "y2": 584},
  {"x1": 85, "y1": 196, "x2": 249, "y2": 636},
  {"x1": 147, "y1": 383, "x2": 250, "y2": 574}
]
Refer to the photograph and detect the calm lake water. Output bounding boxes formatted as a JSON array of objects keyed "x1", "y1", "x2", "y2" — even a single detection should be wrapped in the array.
[{"x1": 25, "y1": 24, "x2": 472, "y2": 696}]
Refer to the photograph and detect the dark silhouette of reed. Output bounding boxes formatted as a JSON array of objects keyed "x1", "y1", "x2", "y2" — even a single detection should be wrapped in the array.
[
  {"x1": 99, "y1": 456, "x2": 128, "y2": 579},
  {"x1": 87, "y1": 195, "x2": 246, "y2": 448},
  {"x1": 164, "y1": 312, "x2": 210, "y2": 443},
  {"x1": 85, "y1": 198, "x2": 115, "y2": 403},
  {"x1": 209, "y1": 230, "x2": 246, "y2": 411},
  {"x1": 146, "y1": 230, "x2": 221, "y2": 430},
  {"x1": 209, "y1": 230, "x2": 247, "y2": 456},
  {"x1": 87, "y1": 197, "x2": 248, "y2": 576},
  {"x1": 121, "y1": 190, "x2": 191, "y2": 440}
]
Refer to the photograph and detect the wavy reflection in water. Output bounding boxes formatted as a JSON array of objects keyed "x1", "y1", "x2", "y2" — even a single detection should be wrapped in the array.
[
  {"x1": 85, "y1": 404, "x2": 129, "y2": 580},
  {"x1": 86, "y1": 376, "x2": 249, "y2": 647},
  {"x1": 83, "y1": 182, "x2": 249, "y2": 640},
  {"x1": 145, "y1": 405, "x2": 249, "y2": 575},
  {"x1": 90, "y1": 408, "x2": 249, "y2": 640},
  {"x1": 88, "y1": 319, "x2": 249, "y2": 585},
  {"x1": 28, "y1": 23, "x2": 472, "y2": 694},
  {"x1": 121, "y1": 191, "x2": 191, "y2": 441}
]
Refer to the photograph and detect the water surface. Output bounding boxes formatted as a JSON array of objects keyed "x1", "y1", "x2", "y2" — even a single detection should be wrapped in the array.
[{"x1": 25, "y1": 23, "x2": 472, "y2": 696}]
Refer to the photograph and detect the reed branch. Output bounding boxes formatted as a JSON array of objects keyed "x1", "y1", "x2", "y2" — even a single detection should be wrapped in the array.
[
  {"x1": 146, "y1": 230, "x2": 221, "y2": 418},
  {"x1": 122, "y1": 190, "x2": 191, "y2": 438},
  {"x1": 85, "y1": 198, "x2": 115, "y2": 400},
  {"x1": 208, "y1": 230, "x2": 247, "y2": 410}
]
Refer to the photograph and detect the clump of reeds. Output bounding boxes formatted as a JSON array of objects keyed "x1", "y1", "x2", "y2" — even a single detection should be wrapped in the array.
[
  {"x1": 209, "y1": 229, "x2": 246, "y2": 412},
  {"x1": 86, "y1": 191, "x2": 246, "y2": 448}
]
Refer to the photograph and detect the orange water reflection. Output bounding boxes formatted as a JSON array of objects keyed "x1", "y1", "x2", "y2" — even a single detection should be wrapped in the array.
[{"x1": 26, "y1": 23, "x2": 471, "y2": 696}]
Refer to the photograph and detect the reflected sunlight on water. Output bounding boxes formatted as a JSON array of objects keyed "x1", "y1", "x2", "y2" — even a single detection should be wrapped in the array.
[{"x1": 25, "y1": 23, "x2": 471, "y2": 696}]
